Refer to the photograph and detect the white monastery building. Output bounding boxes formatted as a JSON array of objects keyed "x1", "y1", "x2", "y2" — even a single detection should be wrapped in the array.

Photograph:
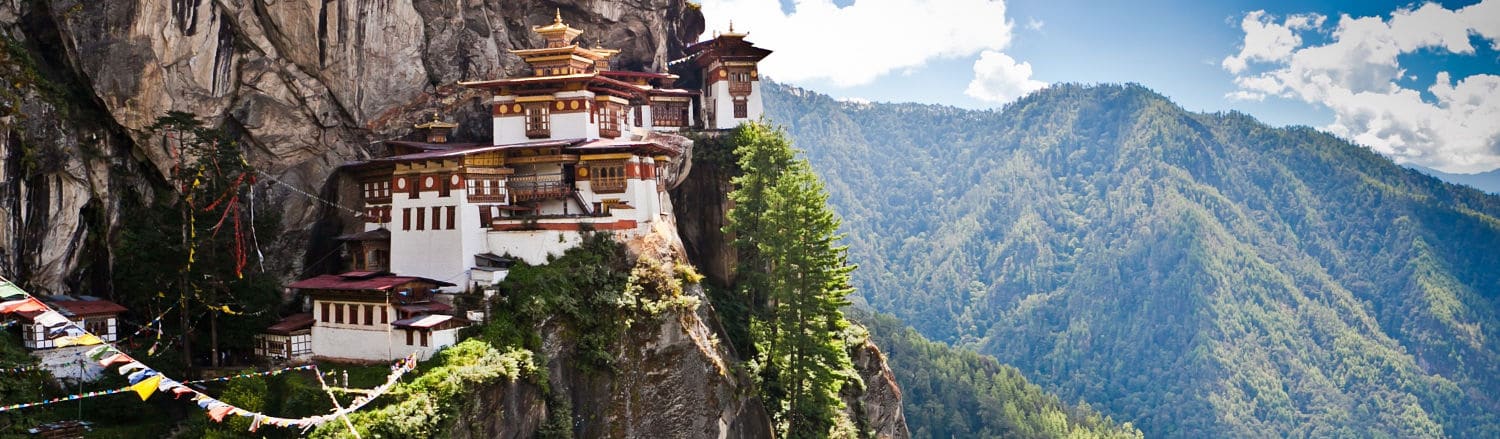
[{"x1": 276, "y1": 13, "x2": 770, "y2": 362}]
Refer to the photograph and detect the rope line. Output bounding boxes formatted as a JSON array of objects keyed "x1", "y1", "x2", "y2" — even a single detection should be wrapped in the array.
[{"x1": 255, "y1": 170, "x2": 365, "y2": 218}]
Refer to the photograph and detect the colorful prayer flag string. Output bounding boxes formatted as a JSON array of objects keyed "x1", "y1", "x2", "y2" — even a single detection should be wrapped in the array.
[{"x1": 0, "y1": 277, "x2": 419, "y2": 432}]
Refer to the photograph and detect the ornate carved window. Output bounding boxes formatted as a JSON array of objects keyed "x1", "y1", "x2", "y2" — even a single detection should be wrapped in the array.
[
  {"x1": 733, "y1": 99, "x2": 748, "y2": 118},
  {"x1": 525, "y1": 104, "x2": 550, "y2": 138},
  {"x1": 591, "y1": 161, "x2": 628, "y2": 193},
  {"x1": 598, "y1": 103, "x2": 620, "y2": 138}
]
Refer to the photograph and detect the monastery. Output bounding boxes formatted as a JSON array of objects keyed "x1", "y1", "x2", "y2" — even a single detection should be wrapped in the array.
[{"x1": 264, "y1": 12, "x2": 771, "y2": 362}]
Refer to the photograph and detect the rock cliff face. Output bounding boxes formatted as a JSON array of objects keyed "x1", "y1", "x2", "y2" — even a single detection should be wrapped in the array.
[
  {"x1": 1, "y1": 1, "x2": 910, "y2": 435},
  {"x1": 0, "y1": 0, "x2": 703, "y2": 294}
]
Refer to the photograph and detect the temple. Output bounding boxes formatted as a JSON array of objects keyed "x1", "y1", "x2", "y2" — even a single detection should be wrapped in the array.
[{"x1": 275, "y1": 14, "x2": 770, "y2": 362}]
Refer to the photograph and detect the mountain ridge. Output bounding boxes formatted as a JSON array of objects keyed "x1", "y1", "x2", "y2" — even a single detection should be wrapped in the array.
[{"x1": 764, "y1": 80, "x2": 1500, "y2": 437}]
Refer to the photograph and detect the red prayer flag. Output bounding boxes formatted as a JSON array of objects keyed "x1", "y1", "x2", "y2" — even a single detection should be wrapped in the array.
[
  {"x1": 208, "y1": 405, "x2": 233, "y2": 422},
  {"x1": 98, "y1": 353, "x2": 131, "y2": 367}
]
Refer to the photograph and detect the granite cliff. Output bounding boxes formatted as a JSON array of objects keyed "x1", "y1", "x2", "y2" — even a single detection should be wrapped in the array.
[
  {"x1": 0, "y1": 1, "x2": 909, "y2": 436},
  {"x1": 0, "y1": 0, "x2": 702, "y2": 294}
]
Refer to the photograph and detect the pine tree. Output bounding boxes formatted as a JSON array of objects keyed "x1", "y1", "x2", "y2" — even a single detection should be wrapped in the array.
[
  {"x1": 757, "y1": 162, "x2": 857, "y2": 437},
  {"x1": 726, "y1": 122, "x2": 859, "y2": 437}
]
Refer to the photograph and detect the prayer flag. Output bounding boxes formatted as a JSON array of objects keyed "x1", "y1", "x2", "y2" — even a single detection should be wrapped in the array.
[
  {"x1": 32, "y1": 311, "x2": 68, "y2": 328},
  {"x1": 99, "y1": 353, "x2": 131, "y2": 367},
  {"x1": 131, "y1": 375, "x2": 162, "y2": 401},
  {"x1": 55, "y1": 333, "x2": 102, "y2": 347},
  {"x1": 208, "y1": 405, "x2": 233, "y2": 422},
  {"x1": 0, "y1": 282, "x2": 25, "y2": 301},
  {"x1": 0, "y1": 298, "x2": 45, "y2": 314}
]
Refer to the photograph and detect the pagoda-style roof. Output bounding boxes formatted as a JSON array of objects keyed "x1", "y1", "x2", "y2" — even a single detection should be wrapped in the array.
[
  {"x1": 533, "y1": 9, "x2": 583, "y2": 47},
  {"x1": 680, "y1": 30, "x2": 773, "y2": 68},
  {"x1": 413, "y1": 113, "x2": 458, "y2": 130},
  {"x1": 366, "y1": 137, "x2": 684, "y2": 165}
]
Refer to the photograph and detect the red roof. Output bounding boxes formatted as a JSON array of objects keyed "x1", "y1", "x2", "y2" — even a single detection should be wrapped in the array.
[
  {"x1": 16, "y1": 297, "x2": 127, "y2": 321},
  {"x1": 287, "y1": 272, "x2": 455, "y2": 291},
  {"x1": 264, "y1": 313, "x2": 314, "y2": 335}
]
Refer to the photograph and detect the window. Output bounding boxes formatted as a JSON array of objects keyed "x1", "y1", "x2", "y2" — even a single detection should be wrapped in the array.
[
  {"x1": 591, "y1": 162, "x2": 627, "y2": 193},
  {"x1": 447, "y1": 206, "x2": 456, "y2": 230},
  {"x1": 419, "y1": 330, "x2": 429, "y2": 347},
  {"x1": 525, "y1": 104, "x2": 550, "y2": 138},
  {"x1": 651, "y1": 102, "x2": 688, "y2": 127},
  {"x1": 431, "y1": 206, "x2": 441, "y2": 230},
  {"x1": 729, "y1": 70, "x2": 753, "y2": 93},
  {"x1": 364, "y1": 305, "x2": 374, "y2": 326},
  {"x1": 334, "y1": 304, "x2": 344, "y2": 324},
  {"x1": 598, "y1": 103, "x2": 620, "y2": 137},
  {"x1": 408, "y1": 177, "x2": 420, "y2": 199},
  {"x1": 733, "y1": 100, "x2": 748, "y2": 118},
  {"x1": 416, "y1": 208, "x2": 425, "y2": 231},
  {"x1": 380, "y1": 306, "x2": 388, "y2": 324},
  {"x1": 321, "y1": 302, "x2": 330, "y2": 322},
  {"x1": 438, "y1": 177, "x2": 451, "y2": 197},
  {"x1": 291, "y1": 335, "x2": 311, "y2": 355},
  {"x1": 405, "y1": 329, "x2": 414, "y2": 345},
  {"x1": 402, "y1": 208, "x2": 411, "y2": 231}
]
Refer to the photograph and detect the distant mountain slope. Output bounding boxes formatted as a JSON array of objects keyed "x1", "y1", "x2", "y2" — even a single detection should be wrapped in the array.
[
  {"x1": 850, "y1": 309, "x2": 1142, "y2": 439},
  {"x1": 764, "y1": 82, "x2": 1500, "y2": 438},
  {"x1": 1410, "y1": 165, "x2": 1500, "y2": 194}
]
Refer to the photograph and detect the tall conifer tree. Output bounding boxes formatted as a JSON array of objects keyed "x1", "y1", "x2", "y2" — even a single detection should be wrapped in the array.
[{"x1": 726, "y1": 123, "x2": 858, "y2": 437}]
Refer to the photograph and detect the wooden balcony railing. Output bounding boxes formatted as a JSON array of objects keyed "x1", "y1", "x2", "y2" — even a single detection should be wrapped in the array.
[
  {"x1": 728, "y1": 81, "x2": 753, "y2": 94},
  {"x1": 508, "y1": 175, "x2": 571, "y2": 201}
]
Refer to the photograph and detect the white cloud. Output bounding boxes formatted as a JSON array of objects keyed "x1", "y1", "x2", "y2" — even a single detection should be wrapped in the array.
[
  {"x1": 1222, "y1": 11, "x2": 1325, "y2": 74},
  {"x1": 1026, "y1": 17, "x2": 1045, "y2": 31},
  {"x1": 965, "y1": 50, "x2": 1046, "y2": 103},
  {"x1": 698, "y1": 0, "x2": 1021, "y2": 87},
  {"x1": 1223, "y1": 1, "x2": 1500, "y2": 173},
  {"x1": 1225, "y1": 90, "x2": 1266, "y2": 101}
]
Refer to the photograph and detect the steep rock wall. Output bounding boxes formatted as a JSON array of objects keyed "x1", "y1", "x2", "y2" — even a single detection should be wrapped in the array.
[{"x1": 0, "y1": 0, "x2": 704, "y2": 293}]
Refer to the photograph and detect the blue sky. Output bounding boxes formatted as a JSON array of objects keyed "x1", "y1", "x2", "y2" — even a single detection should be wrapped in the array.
[{"x1": 699, "y1": 0, "x2": 1500, "y2": 173}]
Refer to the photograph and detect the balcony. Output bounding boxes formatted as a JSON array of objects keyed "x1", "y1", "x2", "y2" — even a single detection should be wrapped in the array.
[
  {"x1": 508, "y1": 176, "x2": 572, "y2": 201},
  {"x1": 728, "y1": 81, "x2": 752, "y2": 94}
]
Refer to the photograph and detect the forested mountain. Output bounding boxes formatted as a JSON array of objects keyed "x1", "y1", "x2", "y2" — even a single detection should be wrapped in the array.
[
  {"x1": 764, "y1": 82, "x2": 1500, "y2": 438},
  {"x1": 849, "y1": 309, "x2": 1141, "y2": 439}
]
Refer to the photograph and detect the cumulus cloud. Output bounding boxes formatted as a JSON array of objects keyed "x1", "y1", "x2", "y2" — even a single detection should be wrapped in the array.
[
  {"x1": 965, "y1": 50, "x2": 1046, "y2": 102},
  {"x1": 1222, "y1": 1, "x2": 1500, "y2": 173},
  {"x1": 698, "y1": 0, "x2": 1029, "y2": 88}
]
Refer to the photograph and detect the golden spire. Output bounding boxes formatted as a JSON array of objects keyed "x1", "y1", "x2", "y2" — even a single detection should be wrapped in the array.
[
  {"x1": 533, "y1": 8, "x2": 583, "y2": 47},
  {"x1": 723, "y1": 20, "x2": 747, "y2": 38}
]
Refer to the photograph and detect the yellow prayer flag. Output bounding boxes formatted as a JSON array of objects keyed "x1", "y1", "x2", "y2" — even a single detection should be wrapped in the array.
[
  {"x1": 55, "y1": 334, "x2": 102, "y2": 347},
  {"x1": 132, "y1": 375, "x2": 162, "y2": 401}
]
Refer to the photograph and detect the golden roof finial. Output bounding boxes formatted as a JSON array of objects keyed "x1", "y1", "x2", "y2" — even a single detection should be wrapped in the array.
[
  {"x1": 729, "y1": 20, "x2": 734, "y2": 33},
  {"x1": 554, "y1": 8, "x2": 563, "y2": 25}
]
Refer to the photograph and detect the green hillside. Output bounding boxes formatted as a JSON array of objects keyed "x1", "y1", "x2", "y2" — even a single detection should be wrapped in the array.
[
  {"x1": 851, "y1": 309, "x2": 1141, "y2": 439},
  {"x1": 764, "y1": 82, "x2": 1500, "y2": 437}
]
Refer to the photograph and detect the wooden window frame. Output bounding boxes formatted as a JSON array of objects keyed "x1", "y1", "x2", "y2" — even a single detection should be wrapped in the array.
[
  {"x1": 525, "y1": 104, "x2": 551, "y2": 138},
  {"x1": 733, "y1": 99, "x2": 748, "y2": 118}
]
